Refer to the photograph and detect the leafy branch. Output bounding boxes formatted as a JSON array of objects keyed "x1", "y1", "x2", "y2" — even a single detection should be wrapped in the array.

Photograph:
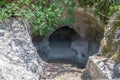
[{"x1": 0, "y1": 0, "x2": 75, "y2": 36}]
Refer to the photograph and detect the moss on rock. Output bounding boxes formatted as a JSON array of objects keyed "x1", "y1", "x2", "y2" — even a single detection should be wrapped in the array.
[{"x1": 101, "y1": 11, "x2": 120, "y2": 63}]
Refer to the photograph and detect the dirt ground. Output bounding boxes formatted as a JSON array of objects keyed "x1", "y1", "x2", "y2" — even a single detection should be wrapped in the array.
[{"x1": 41, "y1": 61, "x2": 86, "y2": 80}]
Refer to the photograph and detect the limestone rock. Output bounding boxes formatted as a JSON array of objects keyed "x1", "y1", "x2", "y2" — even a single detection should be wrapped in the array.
[
  {"x1": 100, "y1": 11, "x2": 120, "y2": 62},
  {"x1": 114, "y1": 63, "x2": 120, "y2": 76},
  {"x1": 86, "y1": 11, "x2": 120, "y2": 79},
  {"x1": 0, "y1": 18, "x2": 43, "y2": 80},
  {"x1": 86, "y1": 56, "x2": 120, "y2": 79}
]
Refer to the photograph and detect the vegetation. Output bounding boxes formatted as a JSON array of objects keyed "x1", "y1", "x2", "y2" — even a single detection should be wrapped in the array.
[
  {"x1": 0, "y1": 0, "x2": 120, "y2": 35},
  {"x1": 0, "y1": 0, "x2": 75, "y2": 36},
  {"x1": 78, "y1": 0, "x2": 120, "y2": 23}
]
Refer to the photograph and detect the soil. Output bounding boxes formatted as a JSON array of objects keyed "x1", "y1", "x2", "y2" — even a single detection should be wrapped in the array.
[{"x1": 41, "y1": 61, "x2": 85, "y2": 80}]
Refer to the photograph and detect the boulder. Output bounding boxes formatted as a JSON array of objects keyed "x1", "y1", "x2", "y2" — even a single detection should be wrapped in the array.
[
  {"x1": 0, "y1": 18, "x2": 43, "y2": 80},
  {"x1": 86, "y1": 56, "x2": 120, "y2": 79}
]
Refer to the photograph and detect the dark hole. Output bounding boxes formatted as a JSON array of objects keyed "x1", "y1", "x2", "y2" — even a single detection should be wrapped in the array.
[
  {"x1": 47, "y1": 26, "x2": 86, "y2": 68},
  {"x1": 32, "y1": 26, "x2": 101, "y2": 69}
]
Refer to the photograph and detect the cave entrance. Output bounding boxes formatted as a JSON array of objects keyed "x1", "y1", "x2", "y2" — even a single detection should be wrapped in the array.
[
  {"x1": 33, "y1": 26, "x2": 101, "y2": 69},
  {"x1": 47, "y1": 26, "x2": 83, "y2": 67}
]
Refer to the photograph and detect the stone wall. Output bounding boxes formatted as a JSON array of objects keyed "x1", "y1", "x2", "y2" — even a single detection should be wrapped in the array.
[{"x1": 0, "y1": 18, "x2": 43, "y2": 80}]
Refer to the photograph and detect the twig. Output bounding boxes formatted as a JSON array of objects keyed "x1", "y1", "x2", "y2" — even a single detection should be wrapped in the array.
[
  {"x1": 98, "y1": 12, "x2": 111, "y2": 19},
  {"x1": 98, "y1": 12, "x2": 120, "y2": 22},
  {"x1": 107, "y1": 20, "x2": 120, "y2": 22}
]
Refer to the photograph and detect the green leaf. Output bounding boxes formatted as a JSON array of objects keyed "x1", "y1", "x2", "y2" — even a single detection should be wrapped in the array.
[{"x1": 0, "y1": 1, "x2": 5, "y2": 5}]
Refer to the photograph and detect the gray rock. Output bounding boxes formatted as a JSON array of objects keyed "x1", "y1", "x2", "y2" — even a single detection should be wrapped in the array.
[
  {"x1": 70, "y1": 40, "x2": 88, "y2": 62},
  {"x1": 0, "y1": 18, "x2": 43, "y2": 80},
  {"x1": 86, "y1": 11, "x2": 120, "y2": 79},
  {"x1": 86, "y1": 55, "x2": 120, "y2": 79},
  {"x1": 0, "y1": 30, "x2": 5, "y2": 36},
  {"x1": 114, "y1": 63, "x2": 120, "y2": 76}
]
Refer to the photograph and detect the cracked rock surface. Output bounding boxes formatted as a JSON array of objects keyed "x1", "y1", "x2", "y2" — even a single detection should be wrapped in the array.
[{"x1": 0, "y1": 18, "x2": 43, "y2": 80}]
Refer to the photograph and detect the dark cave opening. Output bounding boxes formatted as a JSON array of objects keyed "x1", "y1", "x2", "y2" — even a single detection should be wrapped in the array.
[
  {"x1": 33, "y1": 26, "x2": 101, "y2": 68},
  {"x1": 48, "y1": 27, "x2": 79, "y2": 57},
  {"x1": 47, "y1": 26, "x2": 86, "y2": 68}
]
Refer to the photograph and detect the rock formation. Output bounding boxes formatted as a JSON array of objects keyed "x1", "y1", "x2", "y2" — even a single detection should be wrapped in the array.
[
  {"x1": 0, "y1": 18, "x2": 43, "y2": 80},
  {"x1": 33, "y1": 9, "x2": 103, "y2": 68},
  {"x1": 86, "y1": 11, "x2": 120, "y2": 79},
  {"x1": 101, "y1": 11, "x2": 120, "y2": 62}
]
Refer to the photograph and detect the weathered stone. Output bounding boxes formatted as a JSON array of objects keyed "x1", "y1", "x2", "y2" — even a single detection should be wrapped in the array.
[
  {"x1": 70, "y1": 40, "x2": 88, "y2": 62},
  {"x1": 0, "y1": 18, "x2": 43, "y2": 80},
  {"x1": 114, "y1": 63, "x2": 120, "y2": 76},
  {"x1": 86, "y1": 11, "x2": 120, "y2": 79},
  {"x1": 100, "y1": 11, "x2": 120, "y2": 62},
  {"x1": 86, "y1": 56, "x2": 120, "y2": 79}
]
